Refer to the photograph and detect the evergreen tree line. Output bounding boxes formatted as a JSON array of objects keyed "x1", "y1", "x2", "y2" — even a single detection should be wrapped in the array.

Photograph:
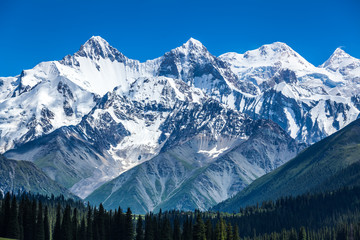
[
  {"x1": 2, "y1": 186, "x2": 360, "y2": 239},
  {"x1": 0, "y1": 191, "x2": 85, "y2": 240},
  {"x1": 218, "y1": 186, "x2": 360, "y2": 237}
]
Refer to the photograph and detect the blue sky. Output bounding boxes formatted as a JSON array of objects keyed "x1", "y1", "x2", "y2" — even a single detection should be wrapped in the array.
[{"x1": 1, "y1": 0, "x2": 359, "y2": 77}]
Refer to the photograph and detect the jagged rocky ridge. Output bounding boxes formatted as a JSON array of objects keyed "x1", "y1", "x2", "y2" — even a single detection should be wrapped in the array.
[{"x1": 1, "y1": 36, "x2": 359, "y2": 210}]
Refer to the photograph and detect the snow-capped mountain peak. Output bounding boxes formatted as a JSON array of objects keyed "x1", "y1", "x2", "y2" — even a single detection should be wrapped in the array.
[
  {"x1": 321, "y1": 48, "x2": 354, "y2": 68},
  {"x1": 332, "y1": 47, "x2": 351, "y2": 58},
  {"x1": 243, "y1": 42, "x2": 314, "y2": 68},
  {"x1": 182, "y1": 37, "x2": 206, "y2": 51},
  {"x1": 257, "y1": 41, "x2": 293, "y2": 55},
  {"x1": 75, "y1": 36, "x2": 126, "y2": 62},
  {"x1": 320, "y1": 48, "x2": 360, "y2": 80},
  {"x1": 220, "y1": 41, "x2": 315, "y2": 73}
]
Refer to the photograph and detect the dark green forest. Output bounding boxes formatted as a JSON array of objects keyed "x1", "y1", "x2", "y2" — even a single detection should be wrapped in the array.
[{"x1": 2, "y1": 187, "x2": 360, "y2": 240}]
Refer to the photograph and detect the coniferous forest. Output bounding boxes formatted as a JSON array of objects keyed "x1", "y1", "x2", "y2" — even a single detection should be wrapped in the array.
[{"x1": 2, "y1": 187, "x2": 360, "y2": 240}]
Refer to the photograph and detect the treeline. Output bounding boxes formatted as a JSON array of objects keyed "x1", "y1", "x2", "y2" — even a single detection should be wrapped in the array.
[
  {"x1": 0, "y1": 192, "x2": 85, "y2": 240},
  {"x1": 1, "y1": 187, "x2": 360, "y2": 239},
  {"x1": 219, "y1": 186, "x2": 360, "y2": 237}
]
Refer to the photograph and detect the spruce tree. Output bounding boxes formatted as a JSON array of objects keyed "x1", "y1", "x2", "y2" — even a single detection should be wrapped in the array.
[
  {"x1": 152, "y1": 216, "x2": 159, "y2": 240},
  {"x1": 2, "y1": 192, "x2": 11, "y2": 237},
  {"x1": 36, "y1": 202, "x2": 45, "y2": 240},
  {"x1": 193, "y1": 214, "x2": 206, "y2": 240},
  {"x1": 182, "y1": 216, "x2": 193, "y2": 240},
  {"x1": 233, "y1": 225, "x2": 240, "y2": 240},
  {"x1": 18, "y1": 196, "x2": 24, "y2": 240},
  {"x1": 298, "y1": 226, "x2": 306, "y2": 240},
  {"x1": 215, "y1": 219, "x2": 227, "y2": 240},
  {"x1": 23, "y1": 196, "x2": 33, "y2": 240},
  {"x1": 86, "y1": 205, "x2": 93, "y2": 240},
  {"x1": 136, "y1": 215, "x2": 144, "y2": 240},
  {"x1": 72, "y1": 208, "x2": 79, "y2": 240},
  {"x1": 62, "y1": 205, "x2": 72, "y2": 240},
  {"x1": 44, "y1": 206, "x2": 50, "y2": 240},
  {"x1": 31, "y1": 200, "x2": 37, "y2": 240},
  {"x1": 79, "y1": 217, "x2": 86, "y2": 240},
  {"x1": 7, "y1": 195, "x2": 20, "y2": 239},
  {"x1": 173, "y1": 217, "x2": 181, "y2": 240},
  {"x1": 144, "y1": 214, "x2": 154, "y2": 240},
  {"x1": 226, "y1": 223, "x2": 233, "y2": 240},
  {"x1": 205, "y1": 219, "x2": 212, "y2": 240},
  {"x1": 0, "y1": 193, "x2": 5, "y2": 237},
  {"x1": 97, "y1": 204, "x2": 105, "y2": 240},
  {"x1": 125, "y1": 208, "x2": 134, "y2": 240},
  {"x1": 160, "y1": 217, "x2": 172, "y2": 240},
  {"x1": 53, "y1": 204, "x2": 62, "y2": 240}
]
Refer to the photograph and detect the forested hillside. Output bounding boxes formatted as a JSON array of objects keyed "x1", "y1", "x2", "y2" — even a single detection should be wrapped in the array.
[{"x1": 1, "y1": 186, "x2": 360, "y2": 240}]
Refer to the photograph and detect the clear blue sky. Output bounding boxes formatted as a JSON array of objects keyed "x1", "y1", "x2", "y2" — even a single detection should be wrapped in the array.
[{"x1": 1, "y1": 0, "x2": 359, "y2": 77}]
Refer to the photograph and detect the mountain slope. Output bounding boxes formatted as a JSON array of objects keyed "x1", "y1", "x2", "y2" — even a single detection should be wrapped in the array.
[
  {"x1": 5, "y1": 126, "x2": 122, "y2": 198},
  {"x1": 86, "y1": 116, "x2": 302, "y2": 213},
  {"x1": 213, "y1": 118, "x2": 360, "y2": 212},
  {"x1": 0, "y1": 155, "x2": 73, "y2": 198}
]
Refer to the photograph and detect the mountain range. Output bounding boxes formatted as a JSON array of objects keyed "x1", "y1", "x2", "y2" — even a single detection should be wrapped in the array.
[{"x1": 1, "y1": 36, "x2": 360, "y2": 212}]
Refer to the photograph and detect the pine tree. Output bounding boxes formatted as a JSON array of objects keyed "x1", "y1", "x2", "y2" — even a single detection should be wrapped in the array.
[
  {"x1": 193, "y1": 214, "x2": 206, "y2": 240},
  {"x1": 173, "y1": 217, "x2": 181, "y2": 240},
  {"x1": 22, "y1": 196, "x2": 33, "y2": 240},
  {"x1": 144, "y1": 214, "x2": 154, "y2": 240},
  {"x1": 53, "y1": 204, "x2": 62, "y2": 240},
  {"x1": 31, "y1": 199, "x2": 37, "y2": 240},
  {"x1": 152, "y1": 216, "x2": 159, "y2": 240},
  {"x1": 18, "y1": 196, "x2": 24, "y2": 240},
  {"x1": 298, "y1": 226, "x2": 306, "y2": 240},
  {"x1": 36, "y1": 202, "x2": 45, "y2": 240},
  {"x1": 112, "y1": 207, "x2": 124, "y2": 240},
  {"x1": 205, "y1": 219, "x2": 212, "y2": 240},
  {"x1": 0, "y1": 193, "x2": 5, "y2": 237},
  {"x1": 2, "y1": 192, "x2": 11, "y2": 237},
  {"x1": 72, "y1": 208, "x2": 79, "y2": 240},
  {"x1": 161, "y1": 217, "x2": 172, "y2": 240},
  {"x1": 62, "y1": 205, "x2": 72, "y2": 240},
  {"x1": 226, "y1": 223, "x2": 233, "y2": 240},
  {"x1": 125, "y1": 208, "x2": 134, "y2": 240},
  {"x1": 44, "y1": 206, "x2": 50, "y2": 240},
  {"x1": 7, "y1": 195, "x2": 20, "y2": 239},
  {"x1": 86, "y1": 205, "x2": 93, "y2": 240},
  {"x1": 95, "y1": 204, "x2": 105, "y2": 240},
  {"x1": 79, "y1": 217, "x2": 86, "y2": 240},
  {"x1": 136, "y1": 215, "x2": 144, "y2": 240},
  {"x1": 182, "y1": 216, "x2": 193, "y2": 240},
  {"x1": 233, "y1": 225, "x2": 240, "y2": 240},
  {"x1": 215, "y1": 219, "x2": 227, "y2": 240}
]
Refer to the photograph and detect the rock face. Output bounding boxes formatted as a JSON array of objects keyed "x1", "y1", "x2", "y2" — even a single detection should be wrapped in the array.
[{"x1": 1, "y1": 36, "x2": 360, "y2": 210}]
